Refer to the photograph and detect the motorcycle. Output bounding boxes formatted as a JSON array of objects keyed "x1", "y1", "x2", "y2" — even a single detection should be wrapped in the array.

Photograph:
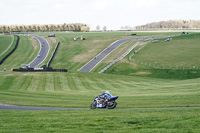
[{"x1": 90, "y1": 95, "x2": 118, "y2": 109}]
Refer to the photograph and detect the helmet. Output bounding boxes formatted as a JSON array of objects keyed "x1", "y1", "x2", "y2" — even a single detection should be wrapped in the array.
[{"x1": 105, "y1": 91, "x2": 110, "y2": 94}]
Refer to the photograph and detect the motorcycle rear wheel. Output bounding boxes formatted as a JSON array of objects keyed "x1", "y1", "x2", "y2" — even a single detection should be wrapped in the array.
[{"x1": 107, "y1": 101, "x2": 117, "y2": 109}]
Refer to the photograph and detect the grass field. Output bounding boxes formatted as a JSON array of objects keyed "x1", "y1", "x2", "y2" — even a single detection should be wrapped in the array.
[
  {"x1": 133, "y1": 33, "x2": 200, "y2": 68},
  {"x1": 0, "y1": 35, "x2": 39, "y2": 70},
  {"x1": 0, "y1": 31, "x2": 200, "y2": 132},
  {"x1": 0, "y1": 35, "x2": 15, "y2": 61},
  {"x1": 0, "y1": 35, "x2": 13, "y2": 55},
  {"x1": 0, "y1": 109, "x2": 199, "y2": 133}
]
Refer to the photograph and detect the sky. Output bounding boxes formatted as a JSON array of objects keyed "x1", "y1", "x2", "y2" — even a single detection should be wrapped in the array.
[{"x1": 0, "y1": 0, "x2": 200, "y2": 30}]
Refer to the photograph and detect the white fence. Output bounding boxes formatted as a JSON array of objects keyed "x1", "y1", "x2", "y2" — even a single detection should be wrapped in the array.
[{"x1": 132, "y1": 60, "x2": 199, "y2": 70}]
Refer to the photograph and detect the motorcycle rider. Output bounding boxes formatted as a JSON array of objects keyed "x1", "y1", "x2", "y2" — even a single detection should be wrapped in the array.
[{"x1": 98, "y1": 91, "x2": 112, "y2": 106}]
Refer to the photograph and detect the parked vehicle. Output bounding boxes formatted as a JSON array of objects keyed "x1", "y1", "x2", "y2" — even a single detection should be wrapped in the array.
[{"x1": 152, "y1": 40, "x2": 159, "y2": 43}]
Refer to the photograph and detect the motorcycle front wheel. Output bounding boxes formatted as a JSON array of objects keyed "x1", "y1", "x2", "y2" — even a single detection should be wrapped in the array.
[
  {"x1": 90, "y1": 102, "x2": 97, "y2": 109},
  {"x1": 107, "y1": 101, "x2": 117, "y2": 109}
]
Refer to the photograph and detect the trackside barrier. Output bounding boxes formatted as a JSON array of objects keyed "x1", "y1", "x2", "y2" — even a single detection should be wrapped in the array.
[
  {"x1": 0, "y1": 35, "x2": 20, "y2": 65},
  {"x1": 47, "y1": 41, "x2": 60, "y2": 67},
  {"x1": 13, "y1": 67, "x2": 67, "y2": 72}
]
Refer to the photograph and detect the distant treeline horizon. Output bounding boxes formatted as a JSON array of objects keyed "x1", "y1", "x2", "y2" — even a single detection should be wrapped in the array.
[
  {"x1": 135, "y1": 20, "x2": 200, "y2": 30},
  {"x1": 0, "y1": 23, "x2": 90, "y2": 33}
]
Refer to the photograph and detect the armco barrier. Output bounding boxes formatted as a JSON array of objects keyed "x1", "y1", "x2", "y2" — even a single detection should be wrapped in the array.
[
  {"x1": 0, "y1": 35, "x2": 20, "y2": 65},
  {"x1": 13, "y1": 67, "x2": 67, "y2": 72},
  {"x1": 47, "y1": 42, "x2": 60, "y2": 67}
]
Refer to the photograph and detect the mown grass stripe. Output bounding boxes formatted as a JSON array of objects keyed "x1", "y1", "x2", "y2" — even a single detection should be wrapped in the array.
[
  {"x1": 80, "y1": 75, "x2": 100, "y2": 90},
  {"x1": 66, "y1": 73, "x2": 78, "y2": 90},
  {"x1": 118, "y1": 80, "x2": 150, "y2": 90},
  {"x1": 53, "y1": 73, "x2": 62, "y2": 91},
  {"x1": 37, "y1": 73, "x2": 46, "y2": 91},
  {"x1": 59, "y1": 73, "x2": 70, "y2": 91},
  {"x1": 8, "y1": 75, "x2": 25, "y2": 91},
  {"x1": 71, "y1": 73, "x2": 87, "y2": 91},
  {"x1": 18, "y1": 75, "x2": 33, "y2": 91},
  {"x1": 94, "y1": 78, "x2": 114, "y2": 91},
  {"x1": 45, "y1": 73, "x2": 54, "y2": 91},
  {"x1": 0, "y1": 76, "x2": 7, "y2": 89},
  {"x1": 0, "y1": 76, "x2": 14, "y2": 90},
  {"x1": 108, "y1": 79, "x2": 129, "y2": 90},
  {"x1": 26, "y1": 74, "x2": 40, "y2": 91},
  {"x1": 77, "y1": 74, "x2": 94, "y2": 90},
  {"x1": 25, "y1": 75, "x2": 34, "y2": 92},
  {"x1": 90, "y1": 77, "x2": 107, "y2": 90}
]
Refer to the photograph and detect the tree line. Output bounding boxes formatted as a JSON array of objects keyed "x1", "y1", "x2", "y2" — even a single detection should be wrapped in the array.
[
  {"x1": 135, "y1": 20, "x2": 200, "y2": 30},
  {"x1": 0, "y1": 23, "x2": 90, "y2": 34}
]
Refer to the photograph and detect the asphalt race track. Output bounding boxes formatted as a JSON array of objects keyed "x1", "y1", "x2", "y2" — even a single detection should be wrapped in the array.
[
  {"x1": 28, "y1": 35, "x2": 49, "y2": 68},
  {"x1": 0, "y1": 104, "x2": 199, "y2": 110},
  {"x1": 78, "y1": 38, "x2": 138, "y2": 72}
]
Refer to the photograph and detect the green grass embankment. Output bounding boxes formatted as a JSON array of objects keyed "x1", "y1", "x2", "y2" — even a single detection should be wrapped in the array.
[
  {"x1": 0, "y1": 72, "x2": 199, "y2": 108},
  {"x1": 0, "y1": 35, "x2": 15, "y2": 61},
  {"x1": 104, "y1": 33, "x2": 200, "y2": 79},
  {"x1": 0, "y1": 35, "x2": 40, "y2": 70},
  {"x1": 0, "y1": 35, "x2": 13, "y2": 55}
]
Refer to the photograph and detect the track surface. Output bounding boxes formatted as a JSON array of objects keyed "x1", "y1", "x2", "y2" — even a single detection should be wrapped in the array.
[
  {"x1": 28, "y1": 35, "x2": 49, "y2": 68},
  {"x1": 0, "y1": 104, "x2": 199, "y2": 110},
  {"x1": 78, "y1": 38, "x2": 138, "y2": 72}
]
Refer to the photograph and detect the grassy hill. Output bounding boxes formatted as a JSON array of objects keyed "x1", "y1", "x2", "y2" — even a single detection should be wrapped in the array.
[
  {"x1": 0, "y1": 35, "x2": 13, "y2": 55},
  {"x1": 0, "y1": 35, "x2": 39, "y2": 70},
  {"x1": 0, "y1": 71, "x2": 199, "y2": 108},
  {"x1": 0, "y1": 35, "x2": 15, "y2": 61},
  {"x1": 133, "y1": 33, "x2": 200, "y2": 68},
  {"x1": 103, "y1": 33, "x2": 200, "y2": 79}
]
